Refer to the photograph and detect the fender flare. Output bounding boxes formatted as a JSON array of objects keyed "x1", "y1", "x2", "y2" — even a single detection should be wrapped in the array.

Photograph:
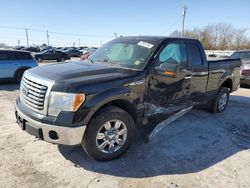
[
  {"x1": 80, "y1": 87, "x2": 141, "y2": 125},
  {"x1": 218, "y1": 75, "x2": 233, "y2": 91}
]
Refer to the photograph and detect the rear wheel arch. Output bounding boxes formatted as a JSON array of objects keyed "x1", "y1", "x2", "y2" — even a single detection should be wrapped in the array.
[
  {"x1": 14, "y1": 67, "x2": 30, "y2": 82},
  {"x1": 220, "y1": 78, "x2": 233, "y2": 92}
]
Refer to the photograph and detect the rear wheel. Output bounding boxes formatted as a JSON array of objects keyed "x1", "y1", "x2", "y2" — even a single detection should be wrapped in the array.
[
  {"x1": 207, "y1": 87, "x2": 230, "y2": 113},
  {"x1": 15, "y1": 70, "x2": 25, "y2": 84},
  {"x1": 60, "y1": 57, "x2": 65, "y2": 62},
  {"x1": 81, "y1": 106, "x2": 135, "y2": 161}
]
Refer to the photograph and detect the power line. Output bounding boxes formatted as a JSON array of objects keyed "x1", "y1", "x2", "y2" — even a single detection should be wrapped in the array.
[
  {"x1": 49, "y1": 31, "x2": 113, "y2": 38},
  {"x1": 0, "y1": 25, "x2": 26, "y2": 30},
  {"x1": 0, "y1": 25, "x2": 113, "y2": 46},
  {"x1": 0, "y1": 36, "x2": 104, "y2": 46},
  {"x1": 0, "y1": 25, "x2": 114, "y2": 38},
  {"x1": 160, "y1": 19, "x2": 180, "y2": 35}
]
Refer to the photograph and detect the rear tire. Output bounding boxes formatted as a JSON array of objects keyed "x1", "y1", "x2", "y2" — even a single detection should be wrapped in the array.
[
  {"x1": 60, "y1": 57, "x2": 65, "y2": 62},
  {"x1": 81, "y1": 106, "x2": 135, "y2": 161},
  {"x1": 207, "y1": 87, "x2": 230, "y2": 113}
]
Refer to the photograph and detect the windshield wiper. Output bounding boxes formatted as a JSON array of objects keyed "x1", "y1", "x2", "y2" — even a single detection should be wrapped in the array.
[{"x1": 88, "y1": 57, "x2": 94, "y2": 64}]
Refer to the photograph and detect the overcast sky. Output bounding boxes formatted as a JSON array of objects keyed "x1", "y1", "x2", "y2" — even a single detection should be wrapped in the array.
[{"x1": 0, "y1": 0, "x2": 250, "y2": 46}]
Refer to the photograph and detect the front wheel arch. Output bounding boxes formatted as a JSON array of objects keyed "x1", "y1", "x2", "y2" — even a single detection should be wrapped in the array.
[
  {"x1": 91, "y1": 99, "x2": 138, "y2": 124},
  {"x1": 14, "y1": 67, "x2": 30, "y2": 82},
  {"x1": 80, "y1": 88, "x2": 141, "y2": 125}
]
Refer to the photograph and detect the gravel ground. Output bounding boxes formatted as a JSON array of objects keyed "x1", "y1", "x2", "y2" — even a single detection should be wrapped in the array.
[{"x1": 0, "y1": 82, "x2": 249, "y2": 188}]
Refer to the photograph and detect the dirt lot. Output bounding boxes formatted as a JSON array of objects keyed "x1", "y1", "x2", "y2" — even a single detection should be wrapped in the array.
[{"x1": 0, "y1": 83, "x2": 249, "y2": 188}]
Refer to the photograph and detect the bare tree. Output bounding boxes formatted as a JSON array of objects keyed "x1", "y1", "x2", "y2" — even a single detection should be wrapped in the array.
[
  {"x1": 169, "y1": 30, "x2": 182, "y2": 38},
  {"x1": 169, "y1": 23, "x2": 250, "y2": 50},
  {"x1": 234, "y1": 28, "x2": 248, "y2": 49}
]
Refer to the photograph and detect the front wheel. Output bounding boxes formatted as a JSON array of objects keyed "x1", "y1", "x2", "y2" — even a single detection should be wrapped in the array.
[
  {"x1": 81, "y1": 106, "x2": 135, "y2": 161},
  {"x1": 207, "y1": 87, "x2": 230, "y2": 113},
  {"x1": 60, "y1": 57, "x2": 65, "y2": 62}
]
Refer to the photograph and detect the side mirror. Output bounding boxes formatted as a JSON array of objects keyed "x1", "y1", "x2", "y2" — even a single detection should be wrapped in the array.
[{"x1": 154, "y1": 62, "x2": 179, "y2": 77}]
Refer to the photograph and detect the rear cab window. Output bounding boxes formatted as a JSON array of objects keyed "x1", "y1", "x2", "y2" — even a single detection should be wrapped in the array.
[{"x1": 186, "y1": 42, "x2": 203, "y2": 67}]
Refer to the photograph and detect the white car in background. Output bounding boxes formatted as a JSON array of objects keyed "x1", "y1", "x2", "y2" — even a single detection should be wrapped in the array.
[{"x1": 230, "y1": 50, "x2": 250, "y2": 86}]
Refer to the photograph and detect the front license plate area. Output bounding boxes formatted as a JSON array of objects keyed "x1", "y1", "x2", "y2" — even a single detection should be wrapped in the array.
[{"x1": 25, "y1": 122, "x2": 44, "y2": 139}]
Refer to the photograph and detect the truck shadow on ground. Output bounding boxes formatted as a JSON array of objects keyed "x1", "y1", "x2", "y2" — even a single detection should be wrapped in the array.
[
  {"x1": 58, "y1": 96, "x2": 250, "y2": 178},
  {"x1": 0, "y1": 82, "x2": 19, "y2": 91}
]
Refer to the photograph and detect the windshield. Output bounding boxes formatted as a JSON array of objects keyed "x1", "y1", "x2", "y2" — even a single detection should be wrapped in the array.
[
  {"x1": 231, "y1": 52, "x2": 250, "y2": 60},
  {"x1": 89, "y1": 39, "x2": 156, "y2": 70}
]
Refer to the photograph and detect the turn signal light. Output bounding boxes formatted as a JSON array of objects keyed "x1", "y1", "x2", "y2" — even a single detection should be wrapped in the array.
[{"x1": 72, "y1": 94, "x2": 85, "y2": 111}]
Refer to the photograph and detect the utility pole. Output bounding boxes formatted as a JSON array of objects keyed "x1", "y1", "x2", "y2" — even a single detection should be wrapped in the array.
[
  {"x1": 18, "y1": 40, "x2": 20, "y2": 47},
  {"x1": 181, "y1": 5, "x2": 188, "y2": 38},
  {"x1": 25, "y1": 28, "x2": 29, "y2": 47},
  {"x1": 46, "y1": 30, "x2": 50, "y2": 46}
]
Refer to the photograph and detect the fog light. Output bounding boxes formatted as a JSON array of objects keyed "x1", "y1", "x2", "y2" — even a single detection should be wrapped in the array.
[{"x1": 49, "y1": 131, "x2": 59, "y2": 140}]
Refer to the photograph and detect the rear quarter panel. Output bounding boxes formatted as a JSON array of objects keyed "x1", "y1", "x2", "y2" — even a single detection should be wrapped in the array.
[
  {"x1": 0, "y1": 59, "x2": 37, "y2": 79},
  {"x1": 207, "y1": 59, "x2": 241, "y2": 92}
]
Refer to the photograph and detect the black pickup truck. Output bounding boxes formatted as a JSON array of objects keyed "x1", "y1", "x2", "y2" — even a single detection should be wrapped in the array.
[{"x1": 15, "y1": 36, "x2": 241, "y2": 161}]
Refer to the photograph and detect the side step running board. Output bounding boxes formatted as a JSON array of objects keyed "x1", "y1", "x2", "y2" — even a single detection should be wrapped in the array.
[{"x1": 148, "y1": 106, "x2": 193, "y2": 142}]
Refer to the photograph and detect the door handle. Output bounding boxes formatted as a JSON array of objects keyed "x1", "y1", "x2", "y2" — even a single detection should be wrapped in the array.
[{"x1": 185, "y1": 76, "x2": 192, "y2": 79}]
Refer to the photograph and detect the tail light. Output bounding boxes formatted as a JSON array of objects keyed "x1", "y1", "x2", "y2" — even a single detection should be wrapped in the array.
[{"x1": 241, "y1": 69, "x2": 250, "y2": 76}]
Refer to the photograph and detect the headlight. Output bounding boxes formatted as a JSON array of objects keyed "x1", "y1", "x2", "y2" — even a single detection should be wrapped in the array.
[{"x1": 48, "y1": 92, "x2": 85, "y2": 117}]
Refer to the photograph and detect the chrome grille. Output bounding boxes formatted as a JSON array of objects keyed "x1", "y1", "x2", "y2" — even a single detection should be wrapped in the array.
[{"x1": 20, "y1": 76, "x2": 48, "y2": 110}]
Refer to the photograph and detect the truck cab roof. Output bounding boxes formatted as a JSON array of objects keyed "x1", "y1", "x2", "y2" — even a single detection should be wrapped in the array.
[{"x1": 118, "y1": 36, "x2": 200, "y2": 43}]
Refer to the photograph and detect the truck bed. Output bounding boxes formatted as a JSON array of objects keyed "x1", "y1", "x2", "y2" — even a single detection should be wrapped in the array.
[
  {"x1": 208, "y1": 58, "x2": 242, "y2": 67},
  {"x1": 207, "y1": 58, "x2": 242, "y2": 93}
]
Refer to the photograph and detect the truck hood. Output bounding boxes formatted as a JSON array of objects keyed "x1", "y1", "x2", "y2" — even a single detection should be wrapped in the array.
[{"x1": 26, "y1": 61, "x2": 138, "y2": 89}]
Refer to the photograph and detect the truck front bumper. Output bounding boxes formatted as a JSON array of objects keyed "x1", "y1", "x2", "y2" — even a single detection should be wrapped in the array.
[{"x1": 15, "y1": 104, "x2": 86, "y2": 146}]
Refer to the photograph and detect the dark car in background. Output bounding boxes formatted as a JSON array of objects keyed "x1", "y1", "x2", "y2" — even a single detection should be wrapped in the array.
[
  {"x1": 40, "y1": 46, "x2": 53, "y2": 52},
  {"x1": 0, "y1": 50, "x2": 37, "y2": 83},
  {"x1": 230, "y1": 50, "x2": 250, "y2": 86},
  {"x1": 33, "y1": 49, "x2": 70, "y2": 62},
  {"x1": 63, "y1": 48, "x2": 82, "y2": 57},
  {"x1": 21, "y1": 46, "x2": 40, "y2": 52}
]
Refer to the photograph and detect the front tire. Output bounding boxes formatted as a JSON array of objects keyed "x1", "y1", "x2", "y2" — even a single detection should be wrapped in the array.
[
  {"x1": 81, "y1": 106, "x2": 135, "y2": 161},
  {"x1": 207, "y1": 87, "x2": 230, "y2": 113}
]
